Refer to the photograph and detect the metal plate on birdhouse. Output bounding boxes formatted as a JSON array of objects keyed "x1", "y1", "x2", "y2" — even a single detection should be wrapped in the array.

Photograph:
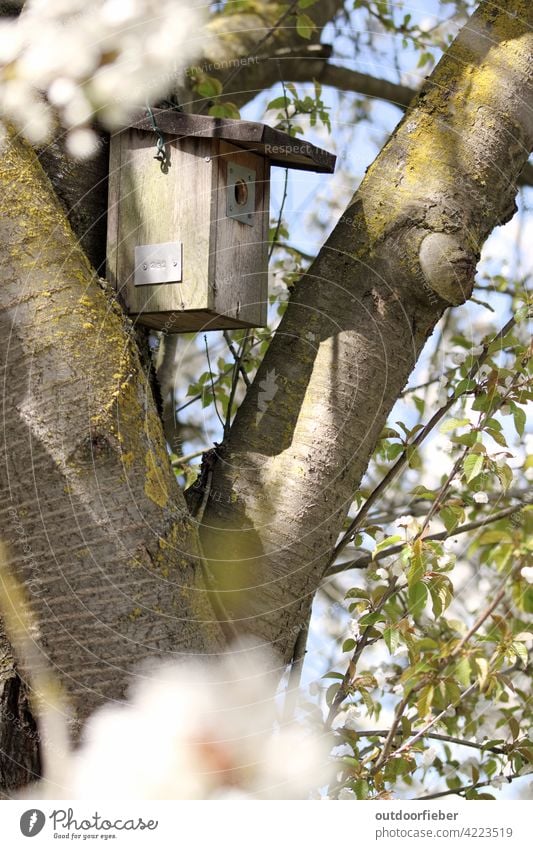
[
  {"x1": 134, "y1": 242, "x2": 183, "y2": 286},
  {"x1": 226, "y1": 162, "x2": 256, "y2": 226}
]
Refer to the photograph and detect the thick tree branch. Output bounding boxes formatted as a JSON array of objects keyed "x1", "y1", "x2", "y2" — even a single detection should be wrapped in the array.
[
  {"x1": 0, "y1": 131, "x2": 223, "y2": 752},
  {"x1": 200, "y1": 0, "x2": 533, "y2": 661}
]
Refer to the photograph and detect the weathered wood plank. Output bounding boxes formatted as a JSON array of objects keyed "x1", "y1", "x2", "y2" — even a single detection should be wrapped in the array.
[
  {"x1": 213, "y1": 141, "x2": 268, "y2": 328},
  {"x1": 113, "y1": 132, "x2": 215, "y2": 318},
  {"x1": 126, "y1": 109, "x2": 336, "y2": 174}
]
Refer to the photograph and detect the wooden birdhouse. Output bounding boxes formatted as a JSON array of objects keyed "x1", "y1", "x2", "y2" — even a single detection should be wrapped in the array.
[{"x1": 106, "y1": 110, "x2": 336, "y2": 333}]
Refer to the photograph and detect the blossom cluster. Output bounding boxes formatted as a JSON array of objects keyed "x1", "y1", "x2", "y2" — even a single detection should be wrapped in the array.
[
  {"x1": 0, "y1": 0, "x2": 205, "y2": 156},
  {"x1": 25, "y1": 644, "x2": 333, "y2": 800}
]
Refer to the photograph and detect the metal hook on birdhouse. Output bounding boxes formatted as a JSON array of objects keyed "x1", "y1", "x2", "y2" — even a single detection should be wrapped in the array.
[{"x1": 146, "y1": 105, "x2": 169, "y2": 173}]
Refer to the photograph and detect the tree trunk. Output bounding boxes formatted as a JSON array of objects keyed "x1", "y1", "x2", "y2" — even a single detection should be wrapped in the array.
[{"x1": 0, "y1": 133, "x2": 223, "y2": 793}]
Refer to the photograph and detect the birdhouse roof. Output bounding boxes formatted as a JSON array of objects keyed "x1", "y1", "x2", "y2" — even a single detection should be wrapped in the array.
[{"x1": 122, "y1": 109, "x2": 336, "y2": 174}]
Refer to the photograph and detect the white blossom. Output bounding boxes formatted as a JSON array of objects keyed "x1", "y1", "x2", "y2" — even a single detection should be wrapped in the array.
[
  {"x1": 338, "y1": 787, "x2": 357, "y2": 800},
  {"x1": 520, "y1": 566, "x2": 533, "y2": 584},
  {"x1": 342, "y1": 705, "x2": 361, "y2": 731},
  {"x1": 472, "y1": 703, "x2": 503, "y2": 744},
  {"x1": 473, "y1": 492, "x2": 489, "y2": 504},
  {"x1": 0, "y1": 0, "x2": 206, "y2": 153},
  {"x1": 23, "y1": 644, "x2": 333, "y2": 800},
  {"x1": 347, "y1": 620, "x2": 360, "y2": 640},
  {"x1": 395, "y1": 514, "x2": 419, "y2": 535},
  {"x1": 422, "y1": 747, "x2": 437, "y2": 767},
  {"x1": 66, "y1": 127, "x2": 100, "y2": 159},
  {"x1": 373, "y1": 668, "x2": 388, "y2": 690}
]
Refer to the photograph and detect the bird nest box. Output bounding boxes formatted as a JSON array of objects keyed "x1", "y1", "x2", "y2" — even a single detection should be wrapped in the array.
[{"x1": 106, "y1": 110, "x2": 336, "y2": 332}]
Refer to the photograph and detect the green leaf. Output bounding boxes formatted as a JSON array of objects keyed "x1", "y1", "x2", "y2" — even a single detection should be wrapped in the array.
[
  {"x1": 511, "y1": 403, "x2": 526, "y2": 437},
  {"x1": 512, "y1": 641, "x2": 528, "y2": 667},
  {"x1": 451, "y1": 432, "x2": 478, "y2": 447},
  {"x1": 353, "y1": 779, "x2": 369, "y2": 800},
  {"x1": 444, "y1": 680, "x2": 461, "y2": 706},
  {"x1": 342, "y1": 638, "x2": 356, "y2": 653},
  {"x1": 267, "y1": 96, "x2": 289, "y2": 110},
  {"x1": 325, "y1": 682, "x2": 340, "y2": 707},
  {"x1": 485, "y1": 427, "x2": 508, "y2": 447},
  {"x1": 406, "y1": 444, "x2": 422, "y2": 469},
  {"x1": 407, "y1": 544, "x2": 425, "y2": 587},
  {"x1": 454, "y1": 656, "x2": 471, "y2": 687},
  {"x1": 440, "y1": 417, "x2": 470, "y2": 434},
  {"x1": 417, "y1": 684, "x2": 434, "y2": 718},
  {"x1": 374, "y1": 534, "x2": 402, "y2": 554},
  {"x1": 408, "y1": 581, "x2": 428, "y2": 617},
  {"x1": 508, "y1": 717, "x2": 520, "y2": 740},
  {"x1": 296, "y1": 12, "x2": 316, "y2": 39},
  {"x1": 197, "y1": 76, "x2": 223, "y2": 98},
  {"x1": 208, "y1": 102, "x2": 240, "y2": 119},
  {"x1": 359, "y1": 612, "x2": 385, "y2": 627},
  {"x1": 455, "y1": 378, "x2": 477, "y2": 395},
  {"x1": 478, "y1": 530, "x2": 512, "y2": 545},
  {"x1": 383, "y1": 626, "x2": 401, "y2": 655},
  {"x1": 463, "y1": 452, "x2": 484, "y2": 483},
  {"x1": 439, "y1": 506, "x2": 461, "y2": 533},
  {"x1": 496, "y1": 463, "x2": 513, "y2": 491},
  {"x1": 345, "y1": 587, "x2": 370, "y2": 600},
  {"x1": 428, "y1": 575, "x2": 453, "y2": 618}
]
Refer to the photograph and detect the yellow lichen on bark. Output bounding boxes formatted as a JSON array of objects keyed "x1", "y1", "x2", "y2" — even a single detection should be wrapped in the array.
[
  {"x1": 144, "y1": 448, "x2": 169, "y2": 508},
  {"x1": 360, "y1": 1, "x2": 533, "y2": 243}
]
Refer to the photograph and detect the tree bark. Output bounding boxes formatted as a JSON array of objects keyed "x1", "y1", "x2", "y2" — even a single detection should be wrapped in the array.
[
  {"x1": 200, "y1": 0, "x2": 533, "y2": 658},
  {"x1": 0, "y1": 132, "x2": 224, "y2": 792}
]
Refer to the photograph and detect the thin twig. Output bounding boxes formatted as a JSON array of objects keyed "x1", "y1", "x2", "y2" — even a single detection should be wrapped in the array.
[
  {"x1": 327, "y1": 315, "x2": 517, "y2": 570},
  {"x1": 453, "y1": 581, "x2": 507, "y2": 658},
  {"x1": 325, "y1": 504, "x2": 524, "y2": 577},
  {"x1": 223, "y1": 330, "x2": 251, "y2": 387},
  {"x1": 219, "y1": 0, "x2": 301, "y2": 94},
  {"x1": 282, "y1": 625, "x2": 309, "y2": 724},
  {"x1": 378, "y1": 576, "x2": 509, "y2": 771},
  {"x1": 347, "y1": 729, "x2": 506, "y2": 755},
  {"x1": 204, "y1": 334, "x2": 229, "y2": 433},
  {"x1": 325, "y1": 578, "x2": 401, "y2": 728},
  {"x1": 171, "y1": 448, "x2": 209, "y2": 466},
  {"x1": 417, "y1": 772, "x2": 523, "y2": 800},
  {"x1": 415, "y1": 369, "x2": 527, "y2": 540},
  {"x1": 224, "y1": 331, "x2": 250, "y2": 438},
  {"x1": 268, "y1": 68, "x2": 291, "y2": 263}
]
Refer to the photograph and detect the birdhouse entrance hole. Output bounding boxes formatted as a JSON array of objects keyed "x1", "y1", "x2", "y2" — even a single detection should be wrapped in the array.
[{"x1": 226, "y1": 161, "x2": 256, "y2": 226}]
